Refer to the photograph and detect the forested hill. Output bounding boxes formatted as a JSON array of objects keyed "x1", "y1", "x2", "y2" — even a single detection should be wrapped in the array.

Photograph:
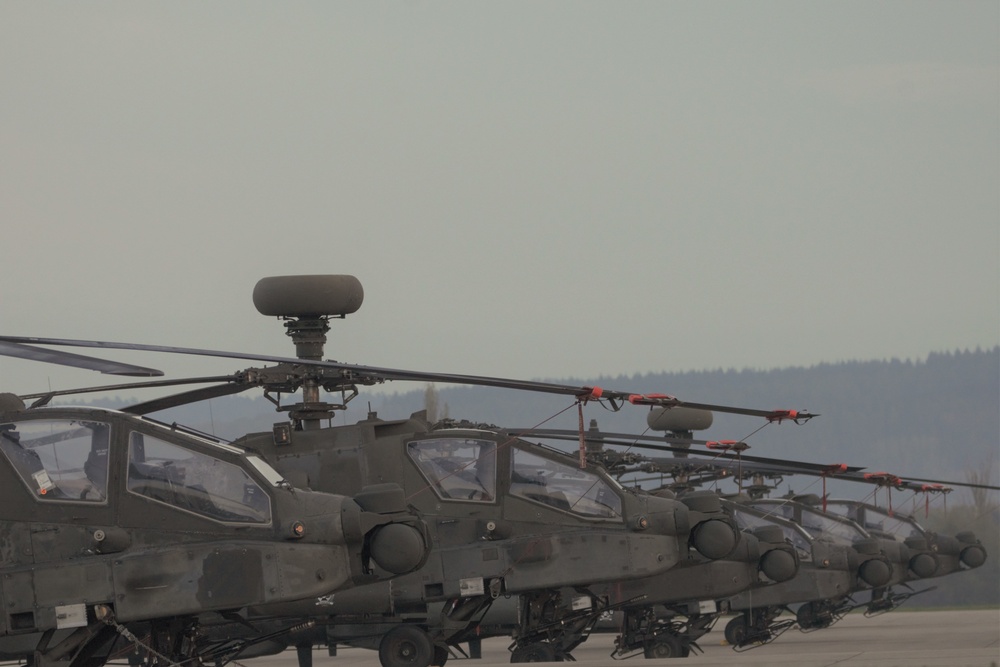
[{"x1": 129, "y1": 346, "x2": 999, "y2": 496}]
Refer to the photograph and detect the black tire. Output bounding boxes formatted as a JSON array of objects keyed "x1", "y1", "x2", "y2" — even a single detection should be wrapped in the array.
[
  {"x1": 432, "y1": 645, "x2": 449, "y2": 666},
  {"x1": 796, "y1": 602, "x2": 819, "y2": 629},
  {"x1": 510, "y1": 642, "x2": 557, "y2": 663},
  {"x1": 724, "y1": 616, "x2": 748, "y2": 646},
  {"x1": 379, "y1": 626, "x2": 434, "y2": 667},
  {"x1": 642, "y1": 634, "x2": 688, "y2": 659}
]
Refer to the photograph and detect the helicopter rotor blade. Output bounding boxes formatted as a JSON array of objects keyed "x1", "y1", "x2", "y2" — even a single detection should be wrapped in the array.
[
  {"x1": 19, "y1": 375, "x2": 244, "y2": 408},
  {"x1": 522, "y1": 425, "x2": 998, "y2": 494},
  {"x1": 123, "y1": 381, "x2": 255, "y2": 415},
  {"x1": 0, "y1": 340, "x2": 163, "y2": 377},
  {"x1": 510, "y1": 427, "x2": 864, "y2": 474},
  {"x1": 896, "y1": 475, "x2": 999, "y2": 491},
  {"x1": 0, "y1": 336, "x2": 815, "y2": 421}
]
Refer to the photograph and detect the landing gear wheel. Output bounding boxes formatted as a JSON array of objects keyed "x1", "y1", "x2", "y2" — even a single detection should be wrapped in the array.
[
  {"x1": 510, "y1": 642, "x2": 559, "y2": 662},
  {"x1": 643, "y1": 634, "x2": 688, "y2": 658},
  {"x1": 796, "y1": 602, "x2": 824, "y2": 629},
  {"x1": 724, "y1": 616, "x2": 748, "y2": 646},
  {"x1": 432, "y1": 645, "x2": 449, "y2": 666},
  {"x1": 379, "y1": 625, "x2": 434, "y2": 667}
]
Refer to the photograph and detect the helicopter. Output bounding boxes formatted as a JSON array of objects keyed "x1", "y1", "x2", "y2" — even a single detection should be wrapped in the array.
[
  {"x1": 0, "y1": 275, "x2": 818, "y2": 667},
  {"x1": 0, "y1": 391, "x2": 431, "y2": 667}
]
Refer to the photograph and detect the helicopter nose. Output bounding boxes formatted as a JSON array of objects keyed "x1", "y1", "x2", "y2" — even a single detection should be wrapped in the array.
[
  {"x1": 858, "y1": 556, "x2": 892, "y2": 587},
  {"x1": 368, "y1": 523, "x2": 428, "y2": 574},
  {"x1": 960, "y1": 544, "x2": 987, "y2": 568},
  {"x1": 759, "y1": 547, "x2": 798, "y2": 582},
  {"x1": 680, "y1": 492, "x2": 739, "y2": 559},
  {"x1": 902, "y1": 537, "x2": 939, "y2": 578},
  {"x1": 909, "y1": 551, "x2": 939, "y2": 578},
  {"x1": 851, "y1": 538, "x2": 893, "y2": 587},
  {"x1": 749, "y1": 526, "x2": 798, "y2": 583},
  {"x1": 345, "y1": 483, "x2": 431, "y2": 576},
  {"x1": 956, "y1": 532, "x2": 987, "y2": 569},
  {"x1": 690, "y1": 518, "x2": 739, "y2": 559}
]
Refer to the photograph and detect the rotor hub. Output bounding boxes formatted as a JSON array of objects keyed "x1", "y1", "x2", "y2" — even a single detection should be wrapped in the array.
[{"x1": 283, "y1": 317, "x2": 330, "y2": 361}]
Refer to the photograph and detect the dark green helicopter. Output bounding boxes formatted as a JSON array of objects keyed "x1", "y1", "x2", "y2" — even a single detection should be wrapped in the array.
[
  {"x1": 0, "y1": 275, "x2": 817, "y2": 667},
  {"x1": 0, "y1": 397, "x2": 430, "y2": 667}
]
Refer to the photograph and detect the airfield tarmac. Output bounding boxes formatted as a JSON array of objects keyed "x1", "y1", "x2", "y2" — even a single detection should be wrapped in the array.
[{"x1": 249, "y1": 609, "x2": 999, "y2": 667}]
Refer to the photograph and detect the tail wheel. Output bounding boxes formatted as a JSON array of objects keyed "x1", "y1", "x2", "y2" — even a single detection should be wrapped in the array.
[{"x1": 379, "y1": 625, "x2": 434, "y2": 667}]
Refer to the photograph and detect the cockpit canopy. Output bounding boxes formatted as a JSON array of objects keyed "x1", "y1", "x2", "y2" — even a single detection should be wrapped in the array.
[
  {"x1": 406, "y1": 436, "x2": 623, "y2": 519},
  {"x1": 0, "y1": 415, "x2": 274, "y2": 526}
]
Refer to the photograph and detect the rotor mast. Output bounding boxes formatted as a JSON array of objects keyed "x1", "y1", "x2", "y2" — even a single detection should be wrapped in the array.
[{"x1": 253, "y1": 275, "x2": 365, "y2": 430}]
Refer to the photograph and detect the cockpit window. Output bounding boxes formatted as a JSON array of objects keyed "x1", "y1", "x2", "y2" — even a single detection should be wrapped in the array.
[
  {"x1": 127, "y1": 432, "x2": 271, "y2": 524},
  {"x1": 797, "y1": 506, "x2": 866, "y2": 543},
  {"x1": 407, "y1": 438, "x2": 496, "y2": 502},
  {"x1": 510, "y1": 448, "x2": 622, "y2": 519},
  {"x1": 731, "y1": 507, "x2": 812, "y2": 559},
  {"x1": 749, "y1": 500, "x2": 864, "y2": 544},
  {"x1": 0, "y1": 419, "x2": 110, "y2": 503},
  {"x1": 856, "y1": 505, "x2": 924, "y2": 540}
]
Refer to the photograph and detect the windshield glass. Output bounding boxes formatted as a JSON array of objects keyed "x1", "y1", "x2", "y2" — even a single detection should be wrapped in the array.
[
  {"x1": 127, "y1": 432, "x2": 271, "y2": 524},
  {"x1": 731, "y1": 506, "x2": 812, "y2": 559},
  {"x1": 510, "y1": 448, "x2": 622, "y2": 519},
  {"x1": 407, "y1": 437, "x2": 497, "y2": 502},
  {"x1": 750, "y1": 500, "x2": 866, "y2": 543},
  {"x1": 796, "y1": 506, "x2": 867, "y2": 543},
  {"x1": 1, "y1": 419, "x2": 110, "y2": 503},
  {"x1": 858, "y1": 505, "x2": 925, "y2": 540}
]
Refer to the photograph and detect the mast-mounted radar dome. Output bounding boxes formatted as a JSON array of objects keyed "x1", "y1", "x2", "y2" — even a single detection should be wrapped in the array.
[
  {"x1": 253, "y1": 275, "x2": 364, "y2": 319},
  {"x1": 647, "y1": 406, "x2": 714, "y2": 433}
]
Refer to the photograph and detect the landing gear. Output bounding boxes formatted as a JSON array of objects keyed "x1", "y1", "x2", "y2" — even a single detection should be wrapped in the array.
[
  {"x1": 378, "y1": 625, "x2": 434, "y2": 667},
  {"x1": 613, "y1": 607, "x2": 707, "y2": 659},
  {"x1": 795, "y1": 600, "x2": 844, "y2": 630},
  {"x1": 865, "y1": 585, "x2": 935, "y2": 617},
  {"x1": 510, "y1": 642, "x2": 560, "y2": 662},
  {"x1": 642, "y1": 634, "x2": 688, "y2": 659},
  {"x1": 723, "y1": 615, "x2": 748, "y2": 646},
  {"x1": 507, "y1": 589, "x2": 616, "y2": 662},
  {"x1": 724, "y1": 607, "x2": 793, "y2": 648}
]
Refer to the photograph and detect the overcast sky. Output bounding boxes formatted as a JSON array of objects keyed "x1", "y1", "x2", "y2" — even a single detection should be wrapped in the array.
[{"x1": 1, "y1": 1, "x2": 997, "y2": 399}]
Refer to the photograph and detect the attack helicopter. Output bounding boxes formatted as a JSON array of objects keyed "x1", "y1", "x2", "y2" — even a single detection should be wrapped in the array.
[
  {"x1": 0, "y1": 398, "x2": 432, "y2": 667},
  {"x1": 0, "y1": 275, "x2": 819, "y2": 667}
]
